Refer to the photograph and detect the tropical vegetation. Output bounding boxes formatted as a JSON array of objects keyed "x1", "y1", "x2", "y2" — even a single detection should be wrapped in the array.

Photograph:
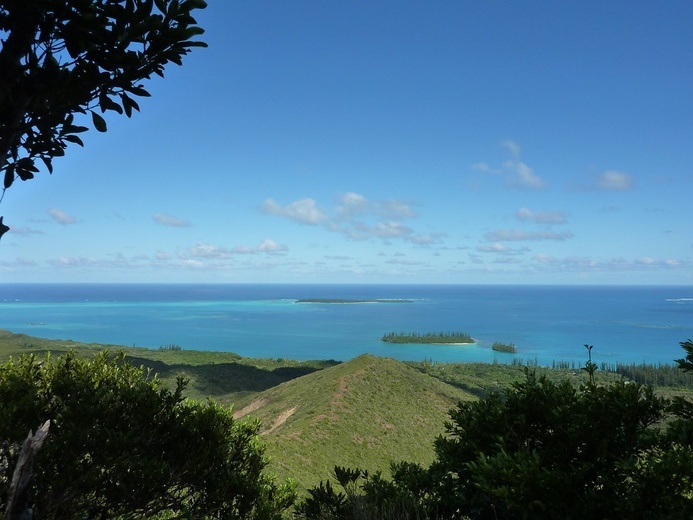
[
  {"x1": 491, "y1": 341, "x2": 516, "y2": 353},
  {"x1": 381, "y1": 331, "x2": 474, "y2": 344},
  {"x1": 296, "y1": 343, "x2": 693, "y2": 519},
  {"x1": 0, "y1": 351, "x2": 294, "y2": 519},
  {"x1": 1, "y1": 332, "x2": 693, "y2": 518}
]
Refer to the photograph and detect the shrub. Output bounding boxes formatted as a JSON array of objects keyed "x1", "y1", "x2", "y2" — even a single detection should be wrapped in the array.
[
  {"x1": 0, "y1": 351, "x2": 294, "y2": 519},
  {"x1": 297, "y1": 343, "x2": 693, "y2": 519}
]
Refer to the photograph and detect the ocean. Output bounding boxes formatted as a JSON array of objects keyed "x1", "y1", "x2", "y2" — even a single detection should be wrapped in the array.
[{"x1": 1, "y1": 284, "x2": 692, "y2": 367}]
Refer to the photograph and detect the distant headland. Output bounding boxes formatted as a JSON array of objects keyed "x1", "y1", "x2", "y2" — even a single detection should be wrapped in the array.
[
  {"x1": 381, "y1": 331, "x2": 475, "y2": 344},
  {"x1": 296, "y1": 298, "x2": 413, "y2": 304}
]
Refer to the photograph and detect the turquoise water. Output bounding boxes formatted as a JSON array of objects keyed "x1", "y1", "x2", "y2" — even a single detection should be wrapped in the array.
[{"x1": 1, "y1": 284, "x2": 692, "y2": 366}]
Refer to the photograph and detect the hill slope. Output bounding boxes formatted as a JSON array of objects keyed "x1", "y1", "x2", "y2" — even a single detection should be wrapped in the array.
[{"x1": 233, "y1": 354, "x2": 475, "y2": 491}]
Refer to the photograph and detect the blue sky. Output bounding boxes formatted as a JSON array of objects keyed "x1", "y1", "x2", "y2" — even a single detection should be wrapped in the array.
[{"x1": 2, "y1": 1, "x2": 692, "y2": 284}]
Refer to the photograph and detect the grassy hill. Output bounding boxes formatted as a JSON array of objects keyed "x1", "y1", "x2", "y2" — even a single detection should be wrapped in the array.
[
  {"x1": 0, "y1": 329, "x2": 337, "y2": 405},
  {"x1": 0, "y1": 331, "x2": 474, "y2": 492},
  {"x1": 2, "y1": 329, "x2": 692, "y2": 495},
  {"x1": 233, "y1": 354, "x2": 475, "y2": 491}
]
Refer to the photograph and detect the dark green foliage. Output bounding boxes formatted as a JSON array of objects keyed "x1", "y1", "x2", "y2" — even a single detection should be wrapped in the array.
[
  {"x1": 298, "y1": 343, "x2": 693, "y2": 520},
  {"x1": 296, "y1": 464, "x2": 436, "y2": 520},
  {"x1": 676, "y1": 339, "x2": 693, "y2": 372},
  {"x1": 382, "y1": 332, "x2": 474, "y2": 344},
  {"x1": 581, "y1": 343, "x2": 597, "y2": 383},
  {"x1": 432, "y1": 369, "x2": 693, "y2": 519},
  {"x1": 0, "y1": 0, "x2": 207, "y2": 238},
  {"x1": 297, "y1": 299, "x2": 412, "y2": 304},
  {"x1": 604, "y1": 360, "x2": 693, "y2": 387},
  {"x1": 490, "y1": 342, "x2": 516, "y2": 353},
  {"x1": 296, "y1": 479, "x2": 349, "y2": 519},
  {"x1": 0, "y1": 351, "x2": 295, "y2": 519},
  {"x1": 158, "y1": 343, "x2": 183, "y2": 351}
]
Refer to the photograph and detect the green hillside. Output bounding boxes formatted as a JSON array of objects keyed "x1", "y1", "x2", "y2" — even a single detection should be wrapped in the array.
[
  {"x1": 233, "y1": 354, "x2": 475, "y2": 491},
  {"x1": 3, "y1": 329, "x2": 691, "y2": 497},
  {"x1": 0, "y1": 329, "x2": 337, "y2": 405}
]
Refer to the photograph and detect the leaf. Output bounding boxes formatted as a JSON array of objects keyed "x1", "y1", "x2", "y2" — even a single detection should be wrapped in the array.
[
  {"x1": 99, "y1": 94, "x2": 123, "y2": 114},
  {"x1": 0, "y1": 217, "x2": 9, "y2": 240},
  {"x1": 120, "y1": 93, "x2": 140, "y2": 118},
  {"x1": 129, "y1": 85, "x2": 151, "y2": 97},
  {"x1": 154, "y1": 0, "x2": 167, "y2": 14},
  {"x1": 181, "y1": 26, "x2": 205, "y2": 39},
  {"x1": 16, "y1": 158, "x2": 39, "y2": 172},
  {"x1": 15, "y1": 159, "x2": 38, "y2": 180},
  {"x1": 4, "y1": 165, "x2": 15, "y2": 189},
  {"x1": 17, "y1": 168, "x2": 35, "y2": 181},
  {"x1": 91, "y1": 112, "x2": 108, "y2": 132},
  {"x1": 64, "y1": 135, "x2": 85, "y2": 147},
  {"x1": 41, "y1": 156, "x2": 54, "y2": 174},
  {"x1": 65, "y1": 125, "x2": 89, "y2": 134}
]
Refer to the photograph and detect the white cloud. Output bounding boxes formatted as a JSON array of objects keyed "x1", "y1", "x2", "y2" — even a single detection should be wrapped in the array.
[
  {"x1": 534, "y1": 254, "x2": 594, "y2": 267},
  {"x1": 597, "y1": 170, "x2": 633, "y2": 191},
  {"x1": 532, "y1": 254, "x2": 687, "y2": 271},
  {"x1": 261, "y1": 198, "x2": 328, "y2": 225},
  {"x1": 0, "y1": 257, "x2": 37, "y2": 267},
  {"x1": 181, "y1": 240, "x2": 288, "y2": 257},
  {"x1": 185, "y1": 243, "x2": 232, "y2": 259},
  {"x1": 478, "y1": 243, "x2": 511, "y2": 253},
  {"x1": 48, "y1": 208, "x2": 77, "y2": 225},
  {"x1": 45, "y1": 254, "x2": 146, "y2": 270},
  {"x1": 473, "y1": 141, "x2": 546, "y2": 189},
  {"x1": 485, "y1": 229, "x2": 574, "y2": 242},
  {"x1": 371, "y1": 221, "x2": 413, "y2": 239},
  {"x1": 6, "y1": 226, "x2": 44, "y2": 235},
  {"x1": 516, "y1": 207, "x2": 567, "y2": 224},
  {"x1": 48, "y1": 256, "x2": 98, "y2": 267},
  {"x1": 180, "y1": 259, "x2": 206, "y2": 268},
  {"x1": 232, "y1": 245, "x2": 255, "y2": 254},
  {"x1": 505, "y1": 160, "x2": 546, "y2": 189},
  {"x1": 262, "y1": 192, "x2": 433, "y2": 244},
  {"x1": 153, "y1": 213, "x2": 191, "y2": 227},
  {"x1": 376, "y1": 200, "x2": 418, "y2": 219},
  {"x1": 634, "y1": 257, "x2": 684, "y2": 268},
  {"x1": 477, "y1": 243, "x2": 531, "y2": 255},
  {"x1": 258, "y1": 239, "x2": 288, "y2": 253},
  {"x1": 471, "y1": 162, "x2": 497, "y2": 173},
  {"x1": 385, "y1": 258, "x2": 427, "y2": 266},
  {"x1": 407, "y1": 232, "x2": 445, "y2": 245},
  {"x1": 501, "y1": 139, "x2": 521, "y2": 157},
  {"x1": 336, "y1": 192, "x2": 369, "y2": 218},
  {"x1": 336, "y1": 192, "x2": 417, "y2": 220}
]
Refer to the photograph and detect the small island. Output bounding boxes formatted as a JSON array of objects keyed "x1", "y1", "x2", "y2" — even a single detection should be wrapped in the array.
[
  {"x1": 296, "y1": 298, "x2": 413, "y2": 304},
  {"x1": 381, "y1": 331, "x2": 474, "y2": 344},
  {"x1": 491, "y1": 342, "x2": 517, "y2": 353}
]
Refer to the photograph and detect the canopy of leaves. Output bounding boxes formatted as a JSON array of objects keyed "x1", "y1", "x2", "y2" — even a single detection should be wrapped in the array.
[
  {"x1": 0, "y1": 351, "x2": 294, "y2": 519},
  {"x1": 431, "y1": 370, "x2": 693, "y2": 519},
  {"x1": 297, "y1": 343, "x2": 693, "y2": 519},
  {"x1": 0, "y1": 0, "x2": 207, "y2": 238},
  {"x1": 676, "y1": 339, "x2": 693, "y2": 372}
]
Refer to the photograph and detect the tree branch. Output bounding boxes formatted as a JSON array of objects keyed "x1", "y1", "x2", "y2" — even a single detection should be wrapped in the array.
[{"x1": 4, "y1": 420, "x2": 51, "y2": 520}]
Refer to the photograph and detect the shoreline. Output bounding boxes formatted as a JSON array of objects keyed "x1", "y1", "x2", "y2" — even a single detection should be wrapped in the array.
[
  {"x1": 295, "y1": 298, "x2": 413, "y2": 304},
  {"x1": 0, "y1": 329, "x2": 688, "y2": 371}
]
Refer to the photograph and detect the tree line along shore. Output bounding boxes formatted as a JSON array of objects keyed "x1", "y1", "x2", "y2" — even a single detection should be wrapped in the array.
[
  {"x1": 380, "y1": 332, "x2": 518, "y2": 353},
  {"x1": 381, "y1": 331, "x2": 475, "y2": 344}
]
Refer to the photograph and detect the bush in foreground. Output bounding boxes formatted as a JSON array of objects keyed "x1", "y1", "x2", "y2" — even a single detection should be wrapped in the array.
[
  {"x1": 298, "y1": 342, "x2": 693, "y2": 519},
  {"x1": 0, "y1": 351, "x2": 294, "y2": 519}
]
